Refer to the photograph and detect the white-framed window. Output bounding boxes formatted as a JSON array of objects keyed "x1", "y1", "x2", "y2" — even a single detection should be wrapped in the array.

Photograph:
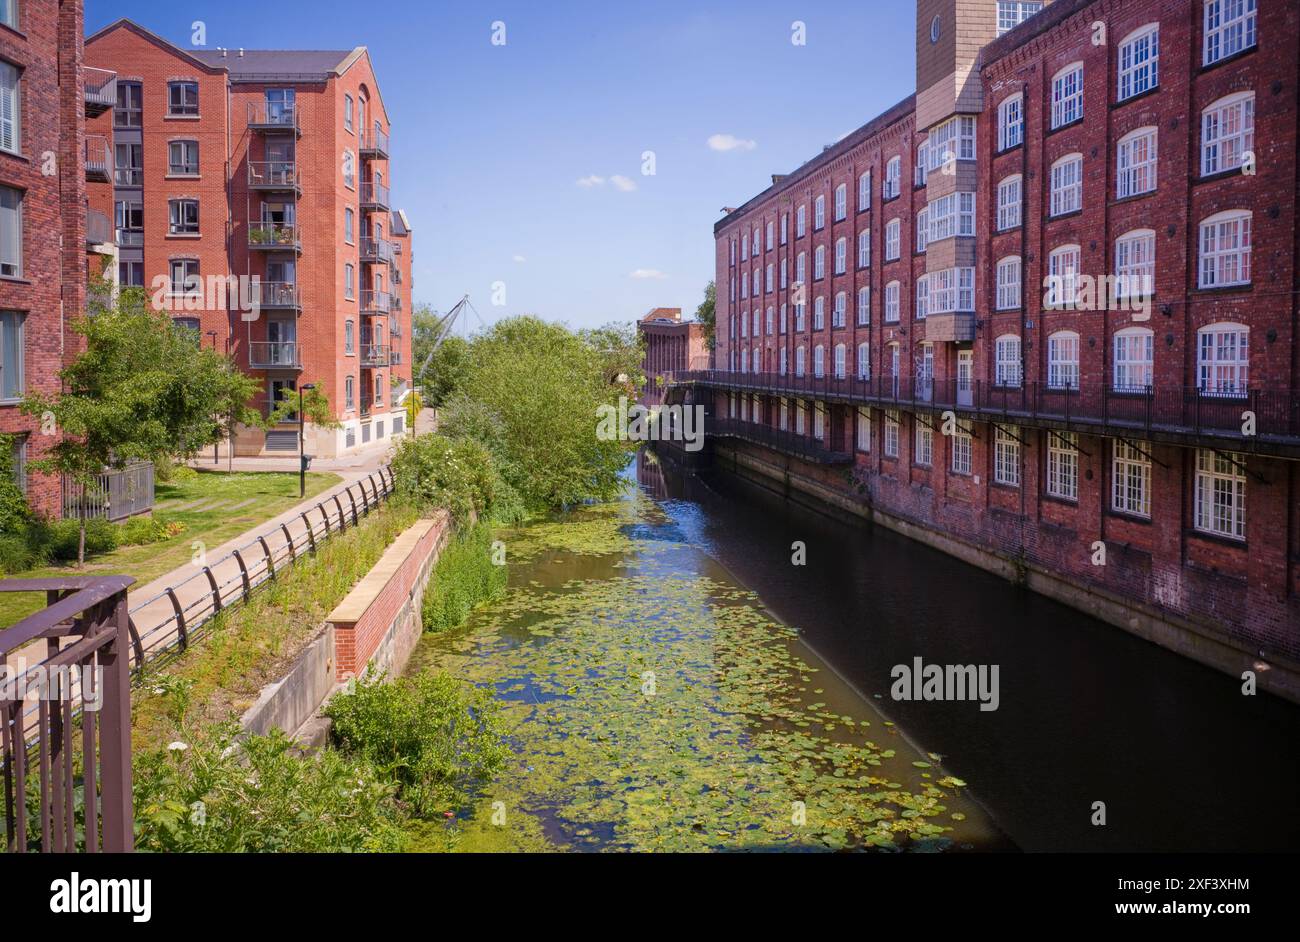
[
  {"x1": 997, "y1": 175, "x2": 1022, "y2": 231},
  {"x1": 995, "y1": 334, "x2": 1022, "y2": 387},
  {"x1": 1118, "y1": 25, "x2": 1160, "y2": 101},
  {"x1": 741, "y1": 274, "x2": 748, "y2": 300},
  {"x1": 814, "y1": 195, "x2": 826, "y2": 230},
  {"x1": 915, "y1": 420, "x2": 933, "y2": 467},
  {"x1": 814, "y1": 401, "x2": 826, "y2": 440},
  {"x1": 780, "y1": 258, "x2": 788, "y2": 289},
  {"x1": 885, "y1": 219, "x2": 900, "y2": 260},
  {"x1": 795, "y1": 300, "x2": 806, "y2": 332},
  {"x1": 766, "y1": 263, "x2": 774, "y2": 293},
  {"x1": 915, "y1": 141, "x2": 929, "y2": 187},
  {"x1": 1203, "y1": 0, "x2": 1257, "y2": 66},
  {"x1": 927, "y1": 192, "x2": 976, "y2": 242},
  {"x1": 796, "y1": 345, "x2": 806, "y2": 377},
  {"x1": 0, "y1": 309, "x2": 24, "y2": 400},
  {"x1": 884, "y1": 410, "x2": 900, "y2": 457},
  {"x1": 781, "y1": 213, "x2": 789, "y2": 244},
  {"x1": 1201, "y1": 92, "x2": 1254, "y2": 176},
  {"x1": 753, "y1": 227, "x2": 760, "y2": 255},
  {"x1": 1047, "y1": 244, "x2": 1082, "y2": 308},
  {"x1": 857, "y1": 287, "x2": 870, "y2": 325},
  {"x1": 999, "y1": 93, "x2": 1024, "y2": 150},
  {"x1": 856, "y1": 406, "x2": 872, "y2": 451},
  {"x1": 813, "y1": 344, "x2": 825, "y2": 378},
  {"x1": 833, "y1": 292, "x2": 846, "y2": 328},
  {"x1": 926, "y1": 116, "x2": 976, "y2": 170},
  {"x1": 813, "y1": 296, "x2": 825, "y2": 330},
  {"x1": 0, "y1": 185, "x2": 21, "y2": 278},
  {"x1": 753, "y1": 269, "x2": 760, "y2": 296},
  {"x1": 729, "y1": 239, "x2": 736, "y2": 266},
  {"x1": 951, "y1": 421, "x2": 973, "y2": 474},
  {"x1": 1046, "y1": 431, "x2": 1079, "y2": 500},
  {"x1": 834, "y1": 184, "x2": 847, "y2": 221},
  {"x1": 915, "y1": 276, "x2": 929, "y2": 319},
  {"x1": 1051, "y1": 63, "x2": 1084, "y2": 128},
  {"x1": 780, "y1": 302, "x2": 788, "y2": 335},
  {"x1": 1194, "y1": 449, "x2": 1246, "y2": 539},
  {"x1": 884, "y1": 156, "x2": 901, "y2": 199},
  {"x1": 884, "y1": 281, "x2": 900, "y2": 322},
  {"x1": 996, "y1": 256, "x2": 1022, "y2": 310},
  {"x1": 858, "y1": 171, "x2": 871, "y2": 211},
  {"x1": 741, "y1": 231, "x2": 749, "y2": 259},
  {"x1": 858, "y1": 229, "x2": 870, "y2": 267},
  {"x1": 994, "y1": 426, "x2": 1021, "y2": 486},
  {"x1": 1197, "y1": 322, "x2": 1249, "y2": 395},
  {"x1": 1116, "y1": 127, "x2": 1158, "y2": 198},
  {"x1": 779, "y1": 346, "x2": 788, "y2": 375},
  {"x1": 1050, "y1": 154, "x2": 1083, "y2": 216},
  {"x1": 813, "y1": 245, "x2": 826, "y2": 280},
  {"x1": 997, "y1": 1, "x2": 1044, "y2": 36},
  {"x1": 740, "y1": 308, "x2": 748, "y2": 337},
  {"x1": 1, "y1": 61, "x2": 22, "y2": 155},
  {"x1": 916, "y1": 207, "x2": 929, "y2": 253},
  {"x1": 766, "y1": 306, "x2": 774, "y2": 335},
  {"x1": 343, "y1": 149, "x2": 356, "y2": 188},
  {"x1": 857, "y1": 342, "x2": 870, "y2": 380},
  {"x1": 928, "y1": 267, "x2": 974, "y2": 314},
  {"x1": 753, "y1": 308, "x2": 761, "y2": 336},
  {"x1": 1115, "y1": 229, "x2": 1155, "y2": 300},
  {"x1": 1113, "y1": 327, "x2": 1154, "y2": 391},
  {"x1": 796, "y1": 204, "x2": 806, "y2": 237},
  {"x1": 778, "y1": 397, "x2": 788, "y2": 429},
  {"x1": 796, "y1": 251, "x2": 806, "y2": 283},
  {"x1": 1111, "y1": 440, "x2": 1151, "y2": 517},
  {"x1": 834, "y1": 237, "x2": 846, "y2": 275},
  {"x1": 1047, "y1": 331, "x2": 1080, "y2": 389},
  {"x1": 1198, "y1": 210, "x2": 1251, "y2": 288},
  {"x1": 344, "y1": 263, "x2": 355, "y2": 299},
  {"x1": 766, "y1": 220, "x2": 774, "y2": 251},
  {"x1": 834, "y1": 343, "x2": 847, "y2": 379}
]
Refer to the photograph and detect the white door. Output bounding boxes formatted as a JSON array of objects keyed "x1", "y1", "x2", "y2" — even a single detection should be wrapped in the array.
[{"x1": 958, "y1": 350, "x2": 974, "y2": 406}]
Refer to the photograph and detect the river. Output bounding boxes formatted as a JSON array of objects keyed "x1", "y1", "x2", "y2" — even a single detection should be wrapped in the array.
[{"x1": 405, "y1": 449, "x2": 1300, "y2": 852}]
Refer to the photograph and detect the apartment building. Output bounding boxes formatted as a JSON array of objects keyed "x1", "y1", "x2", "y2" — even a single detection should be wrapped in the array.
[
  {"x1": 640, "y1": 307, "x2": 708, "y2": 406},
  {"x1": 696, "y1": 0, "x2": 1300, "y2": 698},
  {"x1": 1, "y1": 0, "x2": 110, "y2": 515},
  {"x1": 84, "y1": 19, "x2": 413, "y2": 458}
]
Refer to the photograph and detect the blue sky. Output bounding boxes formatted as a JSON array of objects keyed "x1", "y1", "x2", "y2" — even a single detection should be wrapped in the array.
[{"x1": 87, "y1": 0, "x2": 918, "y2": 330}]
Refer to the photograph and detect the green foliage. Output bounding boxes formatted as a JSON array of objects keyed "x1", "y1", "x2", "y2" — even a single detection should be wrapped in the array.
[
  {"x1": 390, "y1": 432, "x2": 500, "y2": 525},
  {"x1": 578, "y1": 321, "x2": 645, "y2": 397},
  {"x1": 0, "y1": 433, "x2": 30, "y2": 536},
  {"x1": 422, "y1": 522, "x2": 507, "y2": 634},
  {"x1": 45, "y1": 517, "x2": 119, "y2": 561},
  {"x1": 133, "y1": 723, "x2": 407, "y2": 852},
  {"x1": 118, "y1": 514, "x2": 185, "y2": 547},
  {"x1": 404, "y1": 388, "x2": 423, "y2": 433},
  {"x1": 325, "y1": 671, "x2": 508, "y2": 818},
  {"x1": 265, "y1": 384, "x2": 341, "y2": 431},
  {"x1": 695, "y1": 280, "x2": 716, "y2": 350},
  {"x1": 0, "y1": 533, "x2": 44, "y2": 575},
  {"x1": 414, "y1": 319, "x2": 468, "y2": 408}
]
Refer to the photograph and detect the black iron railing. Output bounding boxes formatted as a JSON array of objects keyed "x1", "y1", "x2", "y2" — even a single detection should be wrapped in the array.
[{"x1": 709, "y1": 417, "x2": 852, "y2": 464}]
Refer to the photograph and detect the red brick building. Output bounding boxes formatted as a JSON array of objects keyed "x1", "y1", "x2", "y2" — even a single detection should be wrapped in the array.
[
  {"x1": 84, "y1": 19, "x2": 414, "y2": 457},
  {"x1": 639, "y1": 307, "x2": 708, "y2": 406},
  {"x1": 694, "y1": 0, "x2": 1300, "y2": 698},
  {"x1": 1, "y1": 0, "x2": 107, "y2": 515}
]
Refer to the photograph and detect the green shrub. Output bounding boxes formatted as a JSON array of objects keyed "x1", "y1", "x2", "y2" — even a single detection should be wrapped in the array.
[
  {"x1": 325, "y1": 671, "x2": 507, "y2": 818},
  {"x1": 119, "y1": 514, "x2": 184, "y2": 547},
  {"x1": 422, "y1": 522, "x2": 506, "y2": 634},
  {"x1": 0, "y1": 532, "x2": 47, "y2": 575},
  {"x1": 0, "y1": 433, "x2": 31, "y2": 537},
  {"x1": 390, "y1": 433, "x2": 499, "y2": 525},
  {"x1": 133, "y1": 723, "x2": 408, "y2": 852},
  {"x1": 44, "y1": 516, "x2": 119, "y2": 561}
]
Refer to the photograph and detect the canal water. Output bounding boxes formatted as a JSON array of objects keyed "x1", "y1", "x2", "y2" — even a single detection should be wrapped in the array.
[{"x1": 406, "y1": 450, "x2": 1300, "y2": 852}]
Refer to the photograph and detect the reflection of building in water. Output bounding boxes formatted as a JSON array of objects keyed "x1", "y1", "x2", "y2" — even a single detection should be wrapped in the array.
[
  {"x1": 636, "y1": 447, "x2": 668, "y2": 499},
  {"x1": 639, "y1": 308, "x2": 709, "y2": 406}
]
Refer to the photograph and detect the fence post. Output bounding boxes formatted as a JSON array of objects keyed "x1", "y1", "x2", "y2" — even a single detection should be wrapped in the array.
[
  {"x1": 258, "y1": 536, "x2": 275, "y2": 580},
  {"x1": 334, "y1": 495, "x2": 347, "y2": 532},
  {"x1": 233, "y1": 550, "x2": 251, "y2": 599},
  {"x1": 282, "y1": 523, "x2": 297, "y2": 563},
  {"x1": 99, "y1": 591, "x2": 133, "y2": 852},
  {"x1": 166, "y1": 587, "x2": 187, "y2": 650},
  {"x1": 203, "y1": 566, "x2": 222, "y2": 613},
  {"x1": 319, "y1": 502, "x2": 331, "y2": 536},
  {"x1": 347, "y1": 487, "x2": 359, "y2": 524}
]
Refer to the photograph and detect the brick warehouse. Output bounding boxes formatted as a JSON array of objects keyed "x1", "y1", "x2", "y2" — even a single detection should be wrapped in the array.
[
  {"x1": 1, "y1": 0, "x2": 110, "y2": 516},
  {"x1": 677, "y1": 0, "x2": 1300, "y2": 699},
  {"x1": 639, "y1": 307, "x2": 709, "y2": 406},
  {"x1": 84, "y1": 19, "x2": 414, "y2": 458}
]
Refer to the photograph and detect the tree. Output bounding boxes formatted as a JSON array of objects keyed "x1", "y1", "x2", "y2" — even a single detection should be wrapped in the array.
[
  {"x1": 21, "y1": 291, "x2": 262, "y2": 564},
  {"x1": 578, "y1": 322, "x2": 645, "y2": 398},
  {"x1": 695, "y1": 280, "x2": 716, "y2": 350}
]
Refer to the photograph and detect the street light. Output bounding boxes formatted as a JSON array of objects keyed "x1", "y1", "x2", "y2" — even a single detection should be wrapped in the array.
[{"x1": 298, "y1": 383, "x2": 316, "y2": 497}]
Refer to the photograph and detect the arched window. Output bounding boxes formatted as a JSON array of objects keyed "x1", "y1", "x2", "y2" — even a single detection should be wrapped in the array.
[
  {"x1": 1049, "y1": 153, "x2": 1083, "y2": 216},
  {"x1": 995, "y1": 334, "x2": 1022, "y2": 387},
  {"x1": 834, "y1": 237, "x2": 846, "y2": 275},
  {"x1": 1116, "y1": 126, "x2": 1158, "y2": 198},
  {"x1": 1201, "y1": 91, "x2": 1254, "y2": 176},
  {"x1": 834, "y1": 343, "x2": 847, "y2": 379},
  {"x1": 998, "y1": 92, "x2": 1024, "y2": 150},
  {"x1": 833, "y1": 291, "x2": 846, "y2": 327},
  {"x1": 1115, "y1": 229, "x2": 1155, "y2": 300},
  {"x1": 795, "y1": 345, "x2": 806, "y2": 377},
  {"x1": 834, "y1": 184, "x2": 847, "y2": 221},
  {"x1": 814, "y1": 245, "x2": 826, "y2": 280},
  {"x1": 1198, "y1": 210, "x2": 1251, "y2": 288},
  {"x1": 1047, "y1": 330, "x2": 1080, "y2": 389},
  {"x1": 1197, "y1": 322, "x2": 1249, "y2": 396},
  {"x1": 856, "y1": 342, "x2": 870, "y2": 380},
  {"x1": 1047, "y1": 244, "x2": 1081, "y2": 308},
  {"x1": 1113, "y1": 326, "x2": 1154, "y2": 391},
  {"x1": 1117, "y1": 24, "x2": 1160, "y2": 101},
  {"x1": 996, "y1": 256, "x2": 1022, "y2": 310},
  {"x1": 1050, "y1": 61, "x2": 1083, "y2": 128},
  {"x1": 813, "y1": 344, "x2": 825, "y2": 378}
]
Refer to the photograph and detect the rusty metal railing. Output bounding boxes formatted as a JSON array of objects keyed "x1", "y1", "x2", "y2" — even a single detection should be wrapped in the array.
[{"x1": 1, "y1": 577, "x2": 135, "y2": 853}]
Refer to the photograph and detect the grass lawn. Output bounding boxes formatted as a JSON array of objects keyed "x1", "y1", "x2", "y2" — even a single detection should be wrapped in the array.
[{"x1": 0, "y1": 469, "x2": 340, "y2": 628}]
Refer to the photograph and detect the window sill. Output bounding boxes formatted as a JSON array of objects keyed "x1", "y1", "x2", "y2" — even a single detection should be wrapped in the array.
[
  {"x1": 1106, "y1": 509, "x2": 1153, "y2": 526},
  {"x1": 0, "y1": 275, "x2": 31, "y2": 285},
  {"x1": 1042, "y1": 494, "x2": 1079, "y2": 509},
  {"x1": 1046, "y1": 116, "x2": 1084, "y2": 137},
  {"x1": 1047, "y1": 208, "x2": 1084, "y2": 222},
  {"x1": 164, "y1": 114, "x2": 202, "y2": 121},
  {"x1": 996, "y1": 142, "x2": 1024, "y2": 157},
  {"x1": 166, "y1": 232, "x2": 202, "y2": 239},
  {"x1": 0, "y1": 147, "x2": 29, "y2": 164},
  {"x1": 1199, "y1": 44, "x2": 1257, "y2": 76},
  {"x1": 1191, "y1": 283, "x2": 1252, "y2": 296},
  {"x1": 1110, "y1": 190, "x2": 1158, "y2": 207},
  {"x1": 1193, "y1": 168, "x2": 1249, "y2": 187},
  {"x1": 165, "y1": 173, "x2": 201, "y2": 180},
  {"x1": 1110, "y1": 85, "x2": 1161, "y2": 110},
  {"x1": 1186, "y1": 528, "x2": 1247, "y2": 551}
]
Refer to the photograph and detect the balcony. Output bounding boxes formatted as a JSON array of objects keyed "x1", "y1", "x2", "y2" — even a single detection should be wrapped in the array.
[
  {"x1": 248, "y1": 161, "x2": 301, "y2": 194},
  {"x1": 249, "y1": 281, "x2": 301, "y2": 310},
  {"x1": 248, "y1": 223, "x2": 301, "y2": 252},
  {"x1": 709, "y1": 418, "x2": 852, "y2": 465},
  {"x1": 361, "y1": 344, "x2": 390, "y2": 367},
  {"x1": 85, "y1": 136, "x2": 111, "y2": 182},
  {"x1": 249, "y1": 341, "x2": 302, "y2": 370},
  {"x1": 360, "y1": 289, "x2": 391, "y2": 314},
  {"x1": 86, "y1": 209, "x2": 113, "y2": 247},
  {"x1": 390, "y1": 294, "x2": 402, "y2": 313},
  {"x1": 925, "y1": 312, "x2": 977, "y2": 342},
  {"x1": 359, "y1": 237, "x2": 394, "y2": 265},
  {"x1": 247, "y1": 101, "x2": 300, "y2": 135},
  {"x1": 670, "y1": 371, "x2": 1300, "y2": 459},
  {"x1": 360, "y1": 180, "x2": 390, "y2": 211},
  {"x1": 359, "y1": 127, "x2": 389, "y2": 160},
  {"x1": 84, "y1": 67, "x2": 117, "y2": 117}
]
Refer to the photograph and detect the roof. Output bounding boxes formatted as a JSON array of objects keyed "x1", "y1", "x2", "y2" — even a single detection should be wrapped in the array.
[
  {"x1": 391, "y1": 209, "x2": 412, "y2": 235},
  {"x1": 190, "y1": 48, "x2": 358, "y2": 82}
]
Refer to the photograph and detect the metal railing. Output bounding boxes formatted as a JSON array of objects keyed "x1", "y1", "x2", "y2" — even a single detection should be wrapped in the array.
[
  {"x1": 83, "y1": 67, "x2": 117, "y2": 116},
  {"x1": 671, "y1": 371, "x2": 1300, "y2": 450},
  {"x1": 247, "y1": 101, "x2": 298, "y2": 131},
  {"x1": 359, "y1": 126, "x2": 389, "y2": 156},
  {"x1": 360, "y1": 289, "x2": 391, "y2": 313},
  {"x1": 248, "y1": 160, "x2": 298, "y2": 189},
  {"x1": 361, "y1": 344, "x2": 390, "y2": 367},
  {"x1": 248, "y1": 341, "x2": 302, "y2": 369},
  {"x1": 1, "y1": 576, "x2": 135, "y2": 852},
  {"x1": 248, "y1": 281, "x2": 300, "y2": 308},
  {"x1": 248, "y1": 224, "x2": 299, "y2": 249},
  {"x1": 85, "y1": 209, "x2": 113, "y2": 246},
  {"x1": 709, "y1": 417, "x2": 853, "y2": 464},
  {"x1": 84, "y1": 135, "x2": 111, "y2": 182},
  {"x1": 360, "y1": 237, "x2": 394, "y2": 264},
  {"x1": 62, "y1": 463, "x2": 155, "y2": 523},
  {"x1": 360, "y1": 180, "x2": 390, "y2": 208}
]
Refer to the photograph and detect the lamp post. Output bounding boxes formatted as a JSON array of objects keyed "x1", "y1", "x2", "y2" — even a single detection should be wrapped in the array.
[{"x1": 298, "y1": 383, "x2": 315, "y2": 497}]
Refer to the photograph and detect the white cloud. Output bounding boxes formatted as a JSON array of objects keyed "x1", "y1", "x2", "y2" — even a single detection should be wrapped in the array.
[
  {"x1": 576, "y1": 175, "x2": 606, "y2": 187},
  {"x1": 707, "y1": 133, "x2": 757, "y2": 152},
  {"x1": 629, "y1": 269, "x2": 667, "y2": 280},
  {"x1": 512, "y1": 255, "x2": 527, "y2": 263},
  {"x1": 610, "y1": 175, "x2": 638, "y2": 192}
]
